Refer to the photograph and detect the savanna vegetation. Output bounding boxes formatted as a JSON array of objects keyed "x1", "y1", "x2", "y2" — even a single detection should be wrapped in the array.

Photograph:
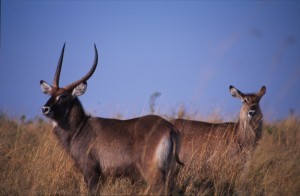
[{"x1": 0, "y1": 111, "x2": 299, "y2": 195}]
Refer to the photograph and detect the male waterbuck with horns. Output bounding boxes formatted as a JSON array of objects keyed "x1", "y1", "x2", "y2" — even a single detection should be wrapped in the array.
[
  {"x1": 172, "y1": 86, "x2": 266, "y2": 178},
  {"x1": 40, "y1": 44, "x2": 183, "y2": 194}
]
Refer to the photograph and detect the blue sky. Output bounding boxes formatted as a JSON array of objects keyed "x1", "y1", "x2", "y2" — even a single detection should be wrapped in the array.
[{"x1": 1, "y1": 1, "x2": 300, "y2": 121}]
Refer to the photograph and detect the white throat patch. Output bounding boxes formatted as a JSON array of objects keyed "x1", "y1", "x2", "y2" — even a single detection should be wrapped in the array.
[{"x1": 52, "y1": 121, "x2": 58, "y2": 128}]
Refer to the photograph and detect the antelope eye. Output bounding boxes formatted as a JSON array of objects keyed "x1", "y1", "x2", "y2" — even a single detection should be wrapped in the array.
[{"x1": 243, "y1": 98, "x2": 249, "y2": 103}]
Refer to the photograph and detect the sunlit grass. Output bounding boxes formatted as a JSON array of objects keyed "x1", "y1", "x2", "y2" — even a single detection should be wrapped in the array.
[{"x1": 0, "y1": 112, "x2": 299, "y2": 195}]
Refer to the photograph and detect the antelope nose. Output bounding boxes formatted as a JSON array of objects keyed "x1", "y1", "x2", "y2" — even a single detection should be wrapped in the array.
[
  {"x1": 42, "y1": 106, "x2": 50, "y2": 115},
  {"x1": 248, "y1": 110, "x2": 256, "y2": 117}
]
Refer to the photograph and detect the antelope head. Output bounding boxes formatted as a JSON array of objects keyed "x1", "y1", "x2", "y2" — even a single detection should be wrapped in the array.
[
  {"x1": 40, "y1": 43, "x2": 98, "y2": 122},
  {"x1": 230, "y1": 85, "x2": 266, "y2": 122}
]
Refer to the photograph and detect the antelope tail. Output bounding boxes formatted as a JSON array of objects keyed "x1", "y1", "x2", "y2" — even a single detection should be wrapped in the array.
[{"x1": 171, "y1": 128, "x2": 184, "y2": 166}]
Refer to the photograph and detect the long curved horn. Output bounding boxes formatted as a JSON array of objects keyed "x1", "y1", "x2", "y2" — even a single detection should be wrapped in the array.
[
  {"x1": 64, "y1": 44, "x2": 98, "y2": 91},
  {"x1": 53, "y1": 43, "x2": 66, "y2": 88}
]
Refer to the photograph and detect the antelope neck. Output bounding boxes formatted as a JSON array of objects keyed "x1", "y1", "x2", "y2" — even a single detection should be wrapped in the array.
[{"x1": 56, "y1": 97, "x2": 88, "y2": 131}]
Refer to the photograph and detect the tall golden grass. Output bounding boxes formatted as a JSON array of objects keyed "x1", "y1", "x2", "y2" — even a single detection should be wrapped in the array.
[{"x1": 0, "y1": 112, "x2": 299, "y2": 195}]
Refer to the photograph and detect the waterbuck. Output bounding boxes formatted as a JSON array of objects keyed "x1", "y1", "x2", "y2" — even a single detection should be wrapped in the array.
[
  {"x1": 172, "y1": 86, "x2": 266, "y2": 179},
  {"x1": 40, "y1": 44, "x2": 183, "y2": 194}
]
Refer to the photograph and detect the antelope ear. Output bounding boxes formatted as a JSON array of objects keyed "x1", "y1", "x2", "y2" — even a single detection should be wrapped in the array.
[
  {"x1": 72, "y1": 82, "x2": 87, "y2": 97},
  {"x1": 258, "y1": 86, "x2": 266, "y2": 98},
  {"x1": 229, "y1": 85, "x2": 244, "y2": 100},
  {"x1": 40, "y1": 80, "x2": 52, "y2": 95}
]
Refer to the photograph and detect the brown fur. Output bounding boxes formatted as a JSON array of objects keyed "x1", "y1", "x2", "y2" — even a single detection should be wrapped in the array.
[
  {"x1": 172, "y1": 86, "x2": 266, "y2": 176},
  {"x1": 52, "y1": 100, "x2": 179, "y2": 194},
  {"x1": 40, "y1": 44, "x2": 182, "y2": 195}
]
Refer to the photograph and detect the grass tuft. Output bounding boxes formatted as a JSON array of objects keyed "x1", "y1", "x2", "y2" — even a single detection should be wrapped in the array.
[{"x1": 0, "y1": 114, "x2": 299, "y2": 195}]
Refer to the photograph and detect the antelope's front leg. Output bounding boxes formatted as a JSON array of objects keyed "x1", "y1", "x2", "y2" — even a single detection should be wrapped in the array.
[{"x1": 82, "y1": 164, "x2": 101, "y2": 195}]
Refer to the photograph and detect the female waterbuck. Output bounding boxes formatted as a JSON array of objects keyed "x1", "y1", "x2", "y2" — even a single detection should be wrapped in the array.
[
  {"x1": 172, "y1": 86, "x2": 266, "y2": 178},
  {"x1": 40, "y1": 44, "x2": 183, "y2": 194}
]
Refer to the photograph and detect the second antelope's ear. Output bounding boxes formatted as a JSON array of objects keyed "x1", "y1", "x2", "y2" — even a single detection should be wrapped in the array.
[
  {"x1": 258, "y1": 86, "x2": 266, "y2": 98},
  {"x1": 72, "y1": 82, "x2": 87, "y2": 97},
  {"x1": 40, "y1": 80, "x2": 52, "y2": 95},
  {"x1": 229, "y1": 85, "x2": 244, "y2": 100}
]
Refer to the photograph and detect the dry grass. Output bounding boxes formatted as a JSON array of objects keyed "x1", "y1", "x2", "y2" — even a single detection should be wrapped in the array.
[
  {"x1": 0, "y1": 113, "x2": 299, "y2": 195},
  {"x1": 235, "y1": 116, "x2": 300, "y2": 195},
  {"x1": 0, "y1": 115, "x2": 85, "y2": 195}
]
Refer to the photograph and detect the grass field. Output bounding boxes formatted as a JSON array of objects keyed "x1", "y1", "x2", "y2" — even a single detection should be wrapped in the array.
[{"x1": 0, "y1": 112, "x2": 299, "y2": 195}]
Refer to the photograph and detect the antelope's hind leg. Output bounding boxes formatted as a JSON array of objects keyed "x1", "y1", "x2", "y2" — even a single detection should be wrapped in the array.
[{"x1": 147, "y1": 136, "x2": 174, "y2": 195}]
